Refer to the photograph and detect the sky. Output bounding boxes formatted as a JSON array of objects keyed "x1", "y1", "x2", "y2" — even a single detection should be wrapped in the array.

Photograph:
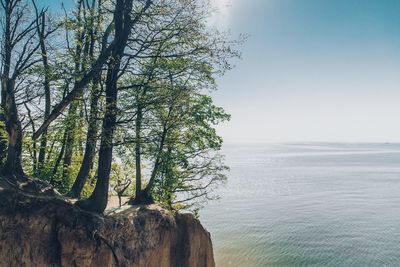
[
  {"x1": 210, "y1": 0, "x2": 400, "y2": 143},
  {"x1": 40, "y1": 0, "x2": 400, "y2": 143}
]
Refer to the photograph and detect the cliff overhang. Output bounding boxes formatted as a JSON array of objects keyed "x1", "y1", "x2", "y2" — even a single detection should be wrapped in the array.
[{"x1": 0, "y1": 184, "x2": 215, "y2": 267}]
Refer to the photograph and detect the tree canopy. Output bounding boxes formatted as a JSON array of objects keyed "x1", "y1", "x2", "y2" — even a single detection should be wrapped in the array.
[{"x1": 0, "y1": 0, "x2": 241, "y2": 213}]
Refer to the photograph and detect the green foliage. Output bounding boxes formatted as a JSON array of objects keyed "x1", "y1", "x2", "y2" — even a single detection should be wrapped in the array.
[
  {"x1": 147, "y1": 91, "x2": 230, "y2": 211},
  {"x1": 0, "y1": 110, "x2": 5, "y2": 131},
  {"x1": 4, "y1": 0, "x2": 240, "y2": 214},
  {"x1": 0, "y1": 108, "x2": 7, "y2": 166},
  {"x1": 0, "y1": 109, "x2": 6, "y2": 137},
  {"x1": 80, "y1": 172, "x2": 97, "y2": 198}
]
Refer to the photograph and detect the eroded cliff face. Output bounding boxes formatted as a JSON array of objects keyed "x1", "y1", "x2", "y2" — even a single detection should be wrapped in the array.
[{"x1": 0, "y1": 197, "x2": 215, "y2": 267}]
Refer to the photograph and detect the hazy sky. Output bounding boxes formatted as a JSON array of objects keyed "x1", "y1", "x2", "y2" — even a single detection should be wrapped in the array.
[
  {"x1": 210, "y1": 0, "x2": 400, "y2": 143},
  {"x1": 41, "y1": 0, "x2": 400, "y2": 143}
]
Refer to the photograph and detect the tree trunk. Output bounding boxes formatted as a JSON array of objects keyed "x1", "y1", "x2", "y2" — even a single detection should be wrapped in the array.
[
  {"x1": 37, "y1": 12, "x2": 51, "y2": 173},
  {"x1": 67, "y1": 80, "x2": 100, "y2": 198},
  {"x1": 61, "y1": 0, "x2": 86, "y2": 181},
  {"x1": 1, "y1": 78, "x2": 24, "y2": 176},
  {"x1": 76, "y1": 59, "x2": 119, "y2": 212},
  {"x1": 0, "y1": 112, "x2": 7, "y2": 168},
  {"x1": 0, "y1": 1, "x2": 23, "y2": 176},
  {"x1": 50, "y1": 131, "x2": 67, "y2": 184},
  {"x1": 25, "y1": 104, "x2": 38, "y2": 173},
  {"x1": 75, "y1": 0, "x2": 151, "y2": 213},
  {"x1": 62, "y1": 101, "x2": 79, "y2": 180},
  {"x1": 137, "y1": 99, "x2": 173, "y2": 203},
  {"x1": 134, "y1": 105, "x2": 143, "y2": 200},
  {"x1": 131, "y1": 109, "x2": 166, "y2": 204},
  {"x1": 67, "y1": 2, "x2": 102, "y2": 197},
  {"x1": 143, "y1": 125, "x2": 167, "y2": 199}
]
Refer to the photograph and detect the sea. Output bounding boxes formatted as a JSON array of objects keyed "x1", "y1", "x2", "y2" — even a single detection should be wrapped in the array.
[{"x1": 201, "y1": 143, "x2": 400, "y2": 267}]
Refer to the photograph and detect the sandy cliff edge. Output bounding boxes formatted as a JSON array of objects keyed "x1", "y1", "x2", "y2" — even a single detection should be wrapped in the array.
[{"x1": 0, "y1": 190, "x2": 215, "y2": 267}]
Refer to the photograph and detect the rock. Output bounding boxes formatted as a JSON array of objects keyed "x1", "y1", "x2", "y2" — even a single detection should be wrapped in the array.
[{"x1": 0, "y1": 197, "x2": 215, "y2": 267}]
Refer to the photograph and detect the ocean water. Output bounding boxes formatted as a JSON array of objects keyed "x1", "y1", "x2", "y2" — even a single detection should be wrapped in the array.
[{"x1": 201, "y1": 143, "x2": 400, "y2": 267}]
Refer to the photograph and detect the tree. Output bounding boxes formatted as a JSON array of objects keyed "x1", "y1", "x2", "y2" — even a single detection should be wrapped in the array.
[
  {"x1": 0, "y1": 0, "x2": 42, "y2": 176},
  {"x1": 0, "y1": 0, "x2": 240, "y2": 215},
  {"x1": 75, "y1": 0, "x2": 152, "y2": 212},
  {"x1": 0, "y1": 107, "x2": 6, "y2": 165},
  {"x1": 66, "y1": 0, "x2": 104, "y2": 197},
  {"x1": 152, "y1": 93, "x2": 229, "y2": 210},
  {"x1": 32, "y1": 2, "x2": 58, "y2": 174},
  {"x1": 109, "y1": 0, "x2": 239, "y2": 205}
]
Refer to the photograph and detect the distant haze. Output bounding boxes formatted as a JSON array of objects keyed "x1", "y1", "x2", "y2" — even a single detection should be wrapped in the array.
[{"x1": 210, "y1": 0, "x2": 400, "y2": 143}]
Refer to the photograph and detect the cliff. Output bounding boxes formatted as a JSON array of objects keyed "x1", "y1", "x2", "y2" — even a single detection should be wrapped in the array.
[{"x1": 0, "y1": 189, "x2": 215, "y2": 267}]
